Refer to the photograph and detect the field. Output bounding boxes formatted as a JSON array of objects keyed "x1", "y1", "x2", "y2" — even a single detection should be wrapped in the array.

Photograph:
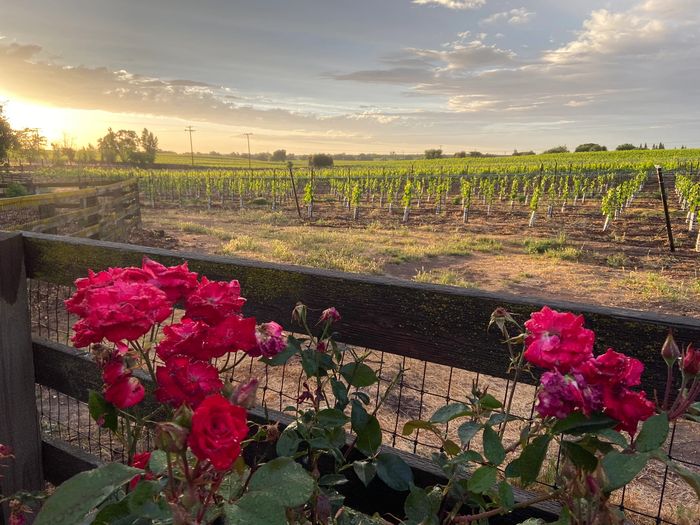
[
  {"x1": 10, "y1": 153, "x2": 700, "y2": 525},
  {"x1": 30, "y1": 150, "x2": 700, "y2": 318}
]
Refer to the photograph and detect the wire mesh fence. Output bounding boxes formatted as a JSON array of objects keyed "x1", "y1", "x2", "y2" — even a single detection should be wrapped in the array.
[{"x1": 27, "y1": 279, "x2": 699, "y2": 524}]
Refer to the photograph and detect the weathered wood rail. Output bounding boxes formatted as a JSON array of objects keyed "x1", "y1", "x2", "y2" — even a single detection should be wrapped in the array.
[
  {"x1": 2, "y1": 231, "x2": 699, "y2": 523},
  {"x1": 0, "y1": 179, "x2": 140, "y2": 241}
]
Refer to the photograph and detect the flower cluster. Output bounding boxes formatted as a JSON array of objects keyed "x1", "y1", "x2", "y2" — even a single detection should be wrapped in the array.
[
  {"x1": 65, "y1": 258, "x2": 286, "y2": 412},
  {"x1": 526, "y1": 306, "x2": 654, "y2": 435}
]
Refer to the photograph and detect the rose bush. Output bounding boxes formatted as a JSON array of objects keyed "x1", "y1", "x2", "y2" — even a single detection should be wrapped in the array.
[{"x1": 6, "y1": 262, "x2": 699, "y2": 525}]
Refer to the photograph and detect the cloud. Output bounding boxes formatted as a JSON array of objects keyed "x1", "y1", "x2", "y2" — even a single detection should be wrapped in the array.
[
  {"x1": 412, "y1": 0, "x2": 486, "y2": 9},
  {"x1": 481, "y1": 8, "x2": 535, "y2": 26}
]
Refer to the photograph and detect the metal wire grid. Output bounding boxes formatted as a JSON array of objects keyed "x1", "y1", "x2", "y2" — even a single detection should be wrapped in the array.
[{"x1": 27, "y1": 279, "x2": 699, "y2": 524}]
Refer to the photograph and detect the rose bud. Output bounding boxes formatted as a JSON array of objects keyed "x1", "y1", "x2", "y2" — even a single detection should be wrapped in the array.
[
  {"x1": 230, "y1": 379, "x2": 259, "y2": 409},
  {"x1": 292, "y1": 302, "x2": 307, "y2": 324},
  {"x1": 661, "y1": 330, "x2": 680, "y2": 367},
  {"x1": 319, "y1": 307, "x2": 341, "y2": 324},
  {"x1": 173, "y1": 404, "x2": 194, "y2": 429},
  {"x1": 682, "y1": 344, "x2": 700, "y2": 377},
  {"x1": 488, "y1": 307, "x2": 516, "y2": 332},
  {"x1": 156, "y1": 422, "x2": 189, "y2": 453}
]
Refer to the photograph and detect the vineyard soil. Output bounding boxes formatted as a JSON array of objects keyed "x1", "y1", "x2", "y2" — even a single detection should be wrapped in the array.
[{"x1": 135, "y1": 198, "x2": 700, "y2": 318}]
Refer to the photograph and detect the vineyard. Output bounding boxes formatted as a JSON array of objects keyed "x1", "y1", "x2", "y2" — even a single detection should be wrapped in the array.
[{"x1": 31, "y1": 151, "x2": 700, "y2": 251}]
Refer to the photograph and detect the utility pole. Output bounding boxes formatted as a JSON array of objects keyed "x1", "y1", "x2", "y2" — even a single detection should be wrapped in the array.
[
  {"x1": 185, "y1": 126, "x2": 196, "y2": 166},
  {"x1": 243, "y1": 133, "x2": 253, "y2": 173}
]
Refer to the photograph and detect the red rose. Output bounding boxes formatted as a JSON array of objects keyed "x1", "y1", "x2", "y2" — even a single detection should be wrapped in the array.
[
  {"x1": 250, "y1": 321, "x2": 286, "y2": 358},
  {"x1": 524, "y1": 306, "x2": 595, "y2": 372},
  {"x1": 682, "y1": 345, "x2": 700, "y2": 376},
  {"x1": 319, "y1": 307, "x2": 341, "y2": 324},
  {"x1": 156, "y1": 356, "x2": 223, "y2": 408},
  {"x1": 70, "y1": 280, "x2": 172, "y2": 347},
  {"x1": 203, "y1": 315, "x2": 258, "y2": 359},
  {"x1": 603, "y1": 386, "x2": 655, "y2": 436},
  {"x1": 185, "y1": 277, "x2": 246, "y2": 324},
  {"x1": 579, "y1": 349, "x2": 644, "y2": 387},
  {"x1": 66, "y1": 267, "x2": 149, "y2": 317},
  {"x1": 105, "y1": 375, "x2": 145, "y2": 409},
  {"x1": 129, "y1": 451, "x2": 154, "y2": 490},
  {"x1": 156, "y1": 319, "x2": 209, "y2": 361},
  {"x1": 102, "y1": 358, "x2": 130, "y2": 385},
  {"x1": 142, "y1": 257, "x2": 199, "y2": 302},
  {"x1": 188, "y1": 394, "x2": 248, "y2": 471}
]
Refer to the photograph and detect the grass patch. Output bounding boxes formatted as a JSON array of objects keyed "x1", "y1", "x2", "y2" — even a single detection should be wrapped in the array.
[
  {"x1": 619, "y1": 271, "x2": 685, "y2": 302},
  {"x1": 524, "y1": 233, "x2": 580, "y2": 260},
  {"x1": 413, "y1": 268, "x2": 473, "y2": 288},
  {"x1": 179, "y1": 221, "x2": 234, "y2": 241},
  {"x1": 606, "y1": 252, "x2": 628, "y2": 268},
  {"x1": 221, "y1": 235, "x2": 260, "y2": 254}
]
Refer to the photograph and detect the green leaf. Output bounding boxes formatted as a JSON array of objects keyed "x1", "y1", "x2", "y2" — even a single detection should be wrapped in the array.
[
  {"x1": 318, "y1": 474, "x2": 348, "y2": 487},
  {"x1": 457, "y1": 421, "x2": 482, "y2": 446},
  {"x1": 88, "y1": 390, "x2": 118, "y2": 432},
  {"x1": 224, "y1": 492, "x2": 286, "y2": 525},
  {"x1": 376, "y1": 453, "x2": 414, "y2": 491},
  {"x1": 483, "y1": 426, "x2": 506, "y2": 465},
  {"x1": 126, "y1": 480, "x2": 170, "y2": 519},
  {"x1": 518, "y1": 435, "x2": 551, "y2": 486},
  {"x1": 498, "y1": 481, "x2": 515, "y2": 510},
  {"x1": 340, "y1": 362, "x2": 378, "y2": 387},
  {"x1": 467, "y1": 465, "x2": 498, "y2": 494},
  {"x1": 561, "y1": 441, "x2": 598, "y2": 472},
  {"x1": 597, "y1": 429, "x2": 629, "y2": 448},
  {"x1": 147, "y1": 450, "x2": 168, "y2": 476},
  {"x1": 602, "y1": 451, "x2": 648, "y2": 491},
  {"x1": 261, "y1": 338, "x2": 299, "y2": 366},
  {"x1": 442, "y1": 439, "x2": 461, "y2": 457},
  {"x1": 276, "y1": 427, "x2": 301, "y2": 457},
  {"x1": 352, "y1": 391, "x2": 371, "y2": 405},
  {"x1": 331, "y1": 377, "x2": 349, "y2": 409},
  {"x1": 92, "y1": 501, "x2": 139, "y2": 525},
  {"x1": 479, "y1": 393, "x2": 503, "y2": 410},
  {"x1": 402, "y1": 419, "x2": 438, "y2": 436},
  {"x1": 667, "y1": 462, "x2": 700, "y2": 500},
  {"x1": 317, "y1": 408, "x2": 350, "y2": 427},
  {"x1": 352, "y1": 400, "x2": 382, "y2": 455},
  {"x1": 552, "y1": 412, "x2": 617, "y2": 435},
  {"x1": 404, "y1": 486, "x2": 440, "y2": 525},
  {"x1": 35, "y1": 463, "x2": 141, "y2": 525},
  {"x1": 635, "y1": 413, "x2": 668, "y2": 453},
  {"x1": 352, "y1": 460, "x2": 376, "y2": 487},
  {"x1": 430, "y1": 402, "x2": 472, "y2": 424},
  {"x1": 248, "y1": 457, "x2": 315, "y2": 507}
]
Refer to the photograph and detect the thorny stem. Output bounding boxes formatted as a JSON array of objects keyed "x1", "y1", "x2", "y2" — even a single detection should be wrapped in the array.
[
  {"x1": 131, "y1": 339, "x2": 157, "y2": 383},
  {"x1": 662, "y1": 363, "x2": 674, "y2": 411},
  {"x1": 450, "y1": 490, "x2": 561, "y2": 524}
]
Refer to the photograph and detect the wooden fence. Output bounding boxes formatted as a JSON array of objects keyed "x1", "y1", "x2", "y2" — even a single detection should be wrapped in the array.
[
  {"x1": 1, "y1": 232, "x2": 699, "y2": 523},
  {"x1": 0, "y1": 179, "x2": 140, "y2": 241}
]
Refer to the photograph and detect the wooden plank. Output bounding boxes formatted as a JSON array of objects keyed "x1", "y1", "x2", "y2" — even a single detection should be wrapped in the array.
[
  {"x1": 41, "y1": 436, "x2": 103, "y2": 485},
  {"x1": 21, "y1": 233, "x2": 700, "y2": 394},
  {"x1": 0, "y1": 179, "x2": 137, "y2": 209},
  {"x1": 0, "y1": 233, "x2": 43, "y2": 524}
]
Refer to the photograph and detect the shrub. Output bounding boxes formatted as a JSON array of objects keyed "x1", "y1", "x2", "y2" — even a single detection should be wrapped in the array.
[{"x1": 5, "y1": 182, "x2": 28, "y2": 197}]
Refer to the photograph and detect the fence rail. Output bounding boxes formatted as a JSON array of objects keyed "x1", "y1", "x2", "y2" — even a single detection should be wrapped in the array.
[
  {"x1": 0, "y1": 179, "x2": 140, "y2": 241},
  {"x1": 1, "y1": 231, "x2": 699, "y2": 524}
]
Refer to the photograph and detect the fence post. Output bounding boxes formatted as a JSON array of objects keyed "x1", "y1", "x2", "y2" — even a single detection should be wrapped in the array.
[
  {"x1": 655, "y1": 166, "x2": 675, "y2": 252},
  {"x1": 0, "y1": 233, "x2": 43, "y2": 524}
]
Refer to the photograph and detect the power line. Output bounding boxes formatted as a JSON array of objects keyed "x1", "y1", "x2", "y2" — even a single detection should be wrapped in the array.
[
  {"x1": 184, "y1": 126, "x2": 196, "y2": 166},
  {"x1": 243, "y1": 132, "x2": 253, "y2": 173}
]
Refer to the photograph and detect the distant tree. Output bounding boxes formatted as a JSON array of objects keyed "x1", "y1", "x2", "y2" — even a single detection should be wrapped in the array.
[
  {"x1": 12, "y1": 128, "x2": 46, "y2": 164},
  {"x1": 98, "y1": 128, "x2": 119, "y2": 163},
  {"x1": 0, "y1": 105, "x2": 17, "y2": 163},
  {"x1": 574, "y1": 143, "x2": 607, "y2": 152},
  {"x1": 643, "y1": 142, "x2": 648, "y2": 149},
  {"x1": 115, "y1": 130, "x2": 139, "y2": 162},
  {"x1": 62, "y1": 133, "x2": 76, "y2": 164},
  {"x1": 253, "y1": 152, "x2": 271, "y2": 161},
  {"x1": 271, "y1": 149, "x2": 287, "y2": 161},
  {"x1": 424, "y1": 148, "x2": 443, "y2": 159},
  {"x1": 139, "y1": 128, "x2": 159, "y2": 163},
  {"x1": 512, "y1": 149, "x2": 535, "y2": 156},
  {"x1": 658, "y1": 142, "x2": 665, "y2": 150},
  {"x1": 309, "y1": 153, "x2": 333, "y2": 168},
  {"x1": 454, "y1": 151, "x2": 467, "y2": 158},
  {"x1": 543, "y1": 145, "x2": 569, "y2": 154},
  {"x1": 76, "y1": 144, "x2": 97, "y2": 164},
  {"x1": 616, "y1": 143, "x2": 636, "y2": 151},
  {"x1": 469, "y1": 151, "x2": 484, "y2": 157}
]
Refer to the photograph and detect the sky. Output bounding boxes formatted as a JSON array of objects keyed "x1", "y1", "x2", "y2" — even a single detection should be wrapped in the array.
[{"x1": 1, "y1": 0, "x2": 699, "y2": 154}]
